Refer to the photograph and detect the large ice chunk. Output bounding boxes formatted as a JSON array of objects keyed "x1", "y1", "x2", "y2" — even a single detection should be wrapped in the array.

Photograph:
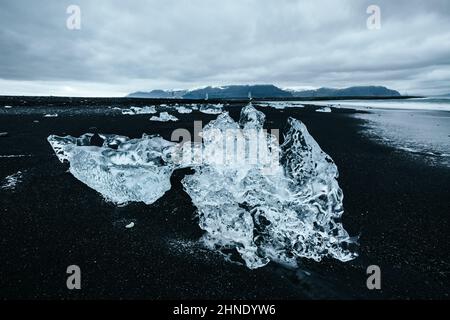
[
  {"x1": 47, "y1": 133, "x2": 177, "y2": 205},
  {"x1": 182, "y1": 104, "x2": 356, "y2": 268},
  {"x1": 47, "y1": 103, "x2": 357, "y2": 268}
]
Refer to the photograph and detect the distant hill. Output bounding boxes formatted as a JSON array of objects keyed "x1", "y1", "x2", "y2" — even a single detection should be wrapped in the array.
[
  {"x1": 183, "y1": 85, "x2": 292, "y2": 99},
  {"x1": 128, "y1": 85, "x2": 291, "y2": 99},
  {"x1": 127, "y1": 85, "x2": 401, "y2": 99},
  {"x1": 289, "y1": 86, "x2": 401, "y2": 98},
  {"x1": 128, "y1": 89, "x2": 187, "y2": 99}
]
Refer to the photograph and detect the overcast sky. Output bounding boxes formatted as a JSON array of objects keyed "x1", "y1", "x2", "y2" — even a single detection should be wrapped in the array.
[{"x1": 0, "y1": 0, "x2": 449, "y2": 96}]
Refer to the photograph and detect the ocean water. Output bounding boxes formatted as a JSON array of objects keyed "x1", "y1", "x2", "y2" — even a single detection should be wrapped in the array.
[
  {"x1": 292, "y1": 98, "x2": 450, "y2": 167},
  {"x1": 354, "y1": 109, "x2": 450, "y2": 167},
  {"x1": 296, "y1": 97, "x2": 450, "y2": 112}
]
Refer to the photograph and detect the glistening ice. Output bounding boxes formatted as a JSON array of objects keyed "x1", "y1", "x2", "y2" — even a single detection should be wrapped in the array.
[{"x1": 47, "y1": 104, "x2": 357, "y2": 269}]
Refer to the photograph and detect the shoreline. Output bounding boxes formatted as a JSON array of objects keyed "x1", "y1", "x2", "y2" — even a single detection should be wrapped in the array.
[{"x1": 0, "y1": 95, "x2": 422, "y2": 108}]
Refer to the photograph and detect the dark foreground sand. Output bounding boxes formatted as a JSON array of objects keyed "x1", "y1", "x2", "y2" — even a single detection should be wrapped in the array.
[{"x1": 0, "y1": 97, "x2": 449, "y2": 299}]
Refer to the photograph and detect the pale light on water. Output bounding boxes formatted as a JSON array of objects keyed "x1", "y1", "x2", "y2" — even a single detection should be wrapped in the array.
[
  {"x1": 295, "y1": 98, "x2": 450, "y2": 112},
  {"x1": 354, "y1": 109, "x2": 450, "y2": 167}
]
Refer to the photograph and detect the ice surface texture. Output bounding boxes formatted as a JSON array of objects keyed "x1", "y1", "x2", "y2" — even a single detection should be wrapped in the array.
[
  {"x1": 182, "y1": 105, "x2": 356, "y2": 268},
  {"x1": 1, "y1": 170, "x2": 24, "y2": 190},
  {"x1": 316, "y1": 107, "x2": 332, "y2": 113},
  {"x1": 47, "y1": 104, "x2": 357, "y2": 269},
  {"x1": 150, "y1": 112, "x2": 179, "y2": 122},
  {"x1": 176, "y1": 106, "x2": 192, "y2": 114},
  {"x1": 122, "y1": 106, "x2": 157, "y2": 115},
  {"x1": 48, "y1": 133, "x2": 177, "y2": 205},
  {"x1": 199, "y1": 104, "x2": 223, "y2": 114}
]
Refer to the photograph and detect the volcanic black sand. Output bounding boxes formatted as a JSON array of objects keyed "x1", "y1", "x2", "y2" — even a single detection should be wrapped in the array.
[{"x1": 0, "y1": 97, "x2": 449, "y2": 299}]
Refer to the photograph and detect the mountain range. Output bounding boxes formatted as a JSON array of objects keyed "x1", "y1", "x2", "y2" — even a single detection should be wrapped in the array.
[{"x1": 127, "y1": 85, "x2": 401, "y2": 99}]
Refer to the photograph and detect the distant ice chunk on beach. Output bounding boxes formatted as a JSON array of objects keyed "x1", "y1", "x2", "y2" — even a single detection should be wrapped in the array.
[
  {"x1": 199, "y1": 104, "x2": 223, "y2": 114},
  {"x1": 44, "y1": 113, "x2": 58, "y2": 118},
  {"x1": 316, "y1": 107, "x2": 332, "y2": 113},
  {"x1": 47, "y1": 103, "x2": 357, "y2": 269},
  {"x1": 269, "y1": 102, "x2": 289, "y2": 109},
  {"x1": 122, "y1": 106, "x2": 157, "y2": 115},
  {"x1": 150, "y1": 112, "x2": 179, "y2": 122},
  {"x1": 176, "y1": 106, "x2": 192, "y2": 114},
  {"x1": 1, "y1": 171, "x2": 24, "y2": 191},
  {"x1": 262, "y1": 101, "x2": 305, "y2": 110}
]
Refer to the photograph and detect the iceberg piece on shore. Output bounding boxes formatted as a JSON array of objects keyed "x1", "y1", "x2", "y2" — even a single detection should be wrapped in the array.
[
  {"x1": 176, "y1": 106, "x2": 192, "y2": 114},
  {"x1": 44, "y1": 113, "x2": 58, "y2": 118},
  {"x1": 47, "y1": 133, "x2": 177, "y2": 205},
  {"x1": 182, "y1": 104, "x2": 356, "y2": 268},
  {"x1": 150, "y1": 112, "x2": 179, "y2": 122},
  {"x1": 263, "y1": 101, "x2": 305, "y2": 110},
  {"x1": 199, "y1": 104, "x2": 223, "y2": 114},
  {"x1": 47, "y1": 103, "x2": 357, "y2": 268},
  {"x1": 269, "y1": 102, "x2": 289, "y2": 109},
  {"x1": 122, "y1": 106, "x2": 157, "y2": 115},
  {"x1": 316, "y1": 106, "x2": 332, "y2": 113},
  {"x1": 1, "y1": 170, "x2": 24, "y2": 190}
]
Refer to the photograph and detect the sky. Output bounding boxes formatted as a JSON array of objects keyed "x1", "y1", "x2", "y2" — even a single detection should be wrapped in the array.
[{"x1": 0, "y1": 0, "x2": 449, "y2": 97}]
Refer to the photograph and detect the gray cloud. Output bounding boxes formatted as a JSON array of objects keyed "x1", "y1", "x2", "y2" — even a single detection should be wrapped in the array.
[{"x1": 0, "y1": 0, "x2": 449, "y2": 96}]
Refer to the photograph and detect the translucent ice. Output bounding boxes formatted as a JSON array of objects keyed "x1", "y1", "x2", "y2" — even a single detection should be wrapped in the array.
[
  {"x1": 47, "y1": 133, "x2": 177, "y2": 205},
  {"x1": 150, "y1": 112, "x2": 179, "y2": 122},
  {"x1": 176, "y1": 106, "x2": 193, "y2": 114},
  {"x1": 316, "y1": 107, "x2": 332, "y2": 113},
  {"x1": 122, "y1": 106, "x2": 157, "y2": 115},
  {"x1": 1, "y1": 170, "x2": 24, "y2": 190},
  {"x1": 199, "y1": 104, "x2": 223, "y2": 114},
  {"x1": 44, "y1": 113, "x2": 58, "y2": 118},
  {"x1": 182, "y1": 104, "x2": 357, "y2": 268},
  {"x1": 48, "y1": 104, "x2": 357, "y2": 268}
]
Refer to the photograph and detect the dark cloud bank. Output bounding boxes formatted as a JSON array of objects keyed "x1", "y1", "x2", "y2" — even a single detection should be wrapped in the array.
[{"x1": 0, "y1": 0, "x2": 449, "y2": 96}]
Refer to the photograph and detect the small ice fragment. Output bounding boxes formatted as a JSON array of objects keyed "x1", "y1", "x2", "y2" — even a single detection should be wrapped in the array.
[
  {"x1": 1, "y1": 171, "x2": 23, "y2": 190},
  {"x1": 316, "y1": 107, "x2": 332, "y2": 113},
  {"x1": 0, "y1": 154, "x2": 32, "y2": 158},
  {"x1": 122, "y1": 106, "x2": 157, "y2": 115},
  {"x1": 125, "y1": 222, "x2": 135, "y2": 229},
  {"x1": 269, "y1": 102, "x2": 288, "y2": 109},
  {"x1": 0, "y1": 132, "x2": 8, "y2": 137},
  {"x1": 199, "y1": 104, "x2": 223, "y2": 114},
  {"x1": 44, "y1": 113, "x2": 59, "y2": 117},
  {"x1": 4, "y1": 105, "x2": 13, "y2": 109},
  {"x1": 176, "y1": 106, "x2": 192, "y2": 114},
  {"x1": 150, "y1": 112, "x2": 179, "y2": 122}
]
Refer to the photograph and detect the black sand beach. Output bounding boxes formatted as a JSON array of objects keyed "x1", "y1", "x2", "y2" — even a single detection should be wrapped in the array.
[{"x1": 0, "y1": 97, "x2": 449, "y2": 299}]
